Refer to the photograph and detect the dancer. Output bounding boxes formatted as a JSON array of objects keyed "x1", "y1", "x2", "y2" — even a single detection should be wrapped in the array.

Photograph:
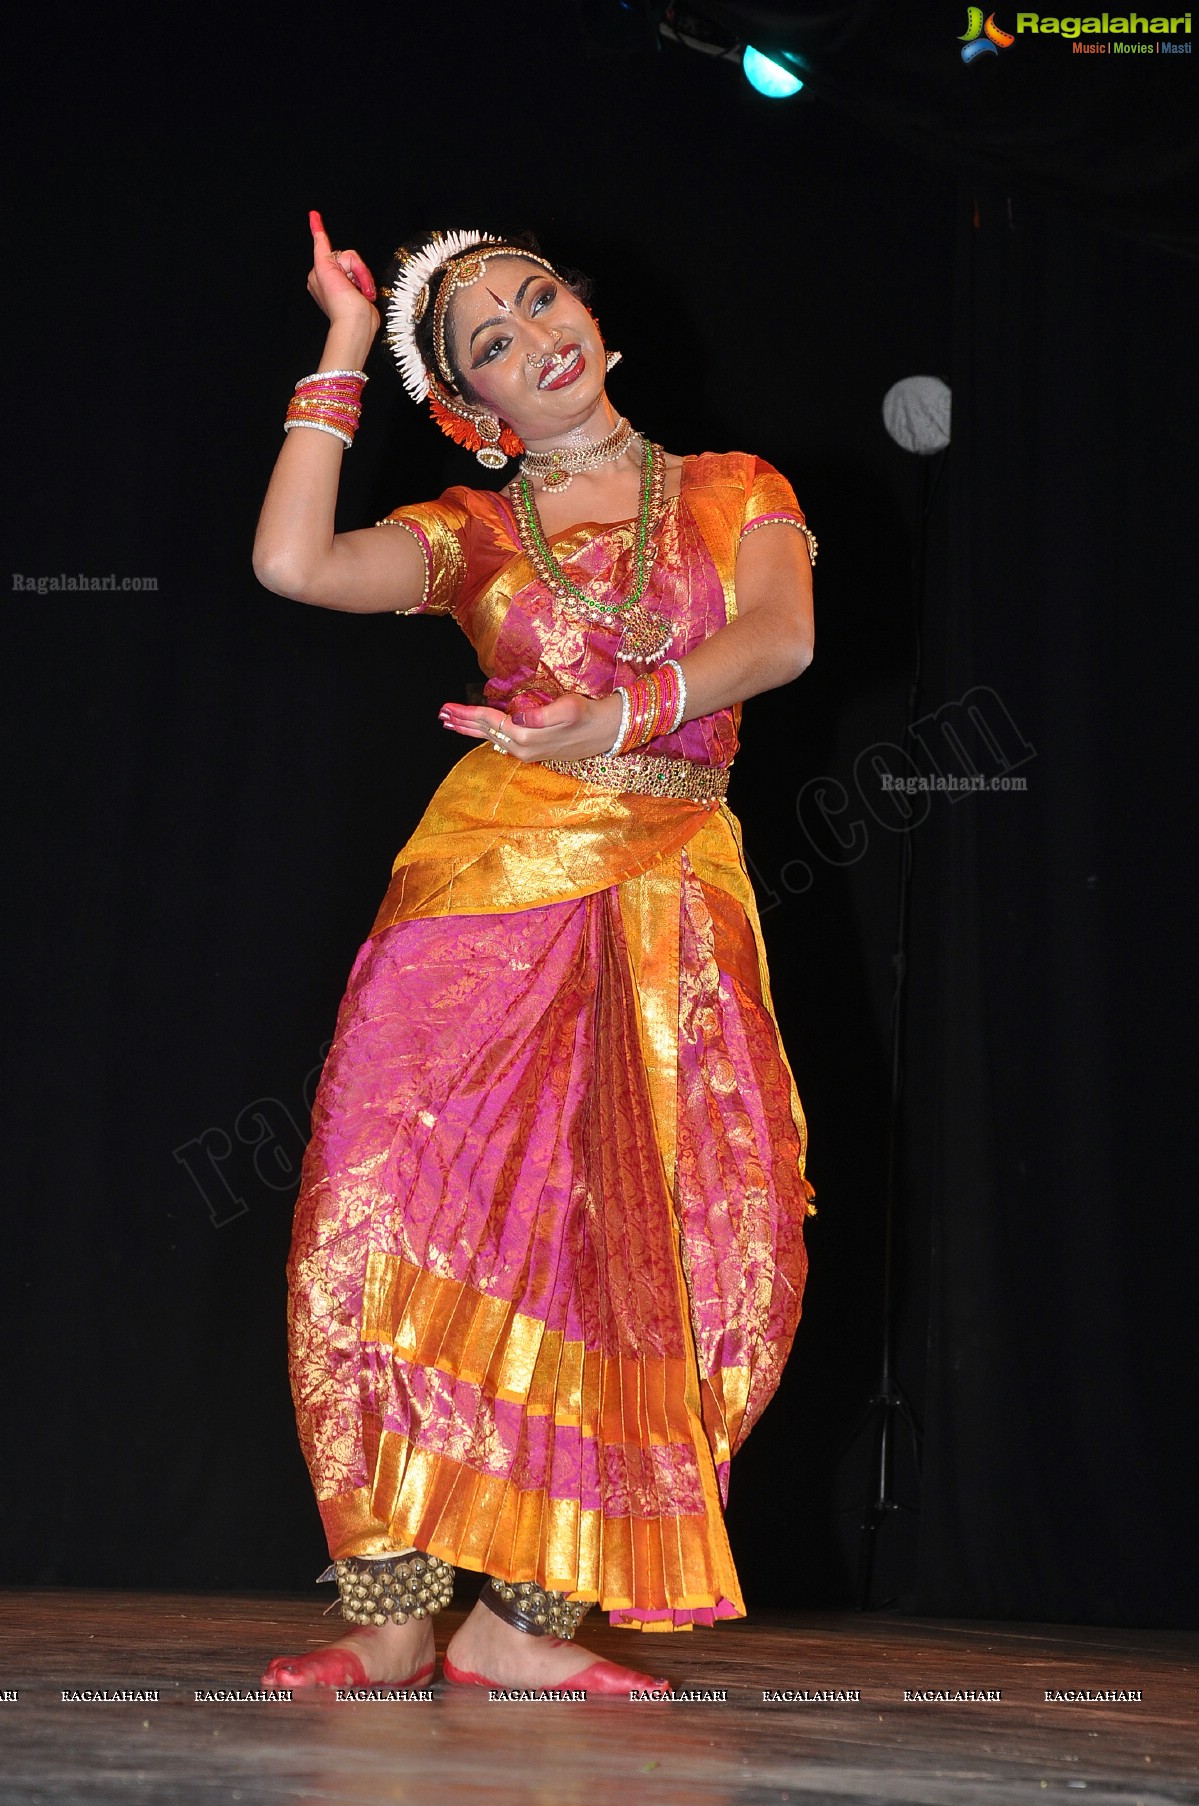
[{"x1": 253, "y1": 213, "x2": 818, "y2": 1696}]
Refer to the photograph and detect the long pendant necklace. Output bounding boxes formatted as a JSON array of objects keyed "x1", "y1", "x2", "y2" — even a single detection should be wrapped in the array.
[
  {"x1": 518, "y1": 415, "x2": 636, "y2": 494},
  {"x1": 512, "y1": 437, "x2": 676, "y2": 668}
]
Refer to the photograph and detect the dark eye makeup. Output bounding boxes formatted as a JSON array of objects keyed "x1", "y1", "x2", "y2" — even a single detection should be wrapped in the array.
[
  {"x1": 472, "y1": 283, "x2": 560, "y2": 368},
  {"x1": 474, "y1": 335, "x2": 510, "y2": 368}
]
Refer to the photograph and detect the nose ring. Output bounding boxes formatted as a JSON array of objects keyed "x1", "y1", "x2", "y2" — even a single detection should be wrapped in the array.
[{"x1": 526, "y1": 331, "x2": 562, "y2": 368}]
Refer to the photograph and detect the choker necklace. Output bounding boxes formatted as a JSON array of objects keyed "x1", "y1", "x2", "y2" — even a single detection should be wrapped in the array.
[
  {"x1": 518, "y1": 416, "x2": 637, "y2": 494},
  {"x1": 512, "y1": 439, "x2": 676, "y2": 667}
]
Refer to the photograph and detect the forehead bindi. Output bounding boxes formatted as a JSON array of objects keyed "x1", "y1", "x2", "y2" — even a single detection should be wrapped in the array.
[{"x1": 451, "y1": 258, "x2": 554, "y2": 336}]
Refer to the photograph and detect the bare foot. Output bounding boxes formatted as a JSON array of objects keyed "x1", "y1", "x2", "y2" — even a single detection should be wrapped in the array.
[
  {"x1": 262, "y1": 1616, "x2": 436, "y2": 1689},
  {"x1": 444, "y1": 1597, "x2": 667, "y2": 1690}
]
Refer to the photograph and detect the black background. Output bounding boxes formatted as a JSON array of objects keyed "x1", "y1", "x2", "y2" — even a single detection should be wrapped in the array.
[{"x1": 5, "y1": 0, "x2": 1197, "y2": 1628}]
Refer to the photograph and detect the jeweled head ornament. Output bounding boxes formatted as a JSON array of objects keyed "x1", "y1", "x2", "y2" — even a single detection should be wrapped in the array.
[{"x1": 381, "y1": 229, "x2": 559, "y2": 468}]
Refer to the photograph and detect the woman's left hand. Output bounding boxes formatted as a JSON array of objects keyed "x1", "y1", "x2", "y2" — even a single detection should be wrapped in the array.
[{"x1": 439, "y1": 692, "x2": 623, "y2": 761}]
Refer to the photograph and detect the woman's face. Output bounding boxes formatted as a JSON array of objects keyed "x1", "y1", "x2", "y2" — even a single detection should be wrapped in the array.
[{"x1": 446, "y1": 256, "x2": 607, "y2": 444}]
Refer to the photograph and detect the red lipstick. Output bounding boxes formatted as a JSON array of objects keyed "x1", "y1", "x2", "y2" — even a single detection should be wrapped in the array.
[{"x1": 539, "y1": 345, "x2": 586, "y2": 390}]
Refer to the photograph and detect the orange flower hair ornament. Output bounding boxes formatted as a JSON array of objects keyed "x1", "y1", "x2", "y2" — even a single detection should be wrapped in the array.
[{"x1": 427, "y1": 393, "x2": 525, "y2": 463}]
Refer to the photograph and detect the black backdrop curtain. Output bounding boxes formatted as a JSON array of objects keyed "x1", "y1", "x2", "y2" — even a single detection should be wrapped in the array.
[
  {"x1": 4, "y1": 1, "x2": 1197, "y2": 1628},
  {"x1": 903, "y1": 173, "x2": 1199, "y2": 1624}
]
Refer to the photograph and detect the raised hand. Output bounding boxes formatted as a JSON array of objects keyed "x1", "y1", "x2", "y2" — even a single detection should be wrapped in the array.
[{"x1": 306, "y1": 209, "x2": 380, "y2": 335}]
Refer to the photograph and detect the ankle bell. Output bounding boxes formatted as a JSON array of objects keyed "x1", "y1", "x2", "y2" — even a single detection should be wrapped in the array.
[
  {"x1": 333, "y1": 1552, "x2": 455, "y2": 1627},
  {"x1": 482, "y1": 1576, "x2": 592, "y2": 1641}
]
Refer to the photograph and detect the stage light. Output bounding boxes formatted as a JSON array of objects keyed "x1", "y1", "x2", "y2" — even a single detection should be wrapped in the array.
[
  {"x1": 741, "y1": 45, "x2": 803, "y2": 99},
  {"x1": 882, "y1": 377, "x2": 952, "y2": 455}
]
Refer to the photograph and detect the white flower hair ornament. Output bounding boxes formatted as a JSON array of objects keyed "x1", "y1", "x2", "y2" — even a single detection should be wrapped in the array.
[{"x1": 381, "y1": 229, "x2": 560, "y2": 467}]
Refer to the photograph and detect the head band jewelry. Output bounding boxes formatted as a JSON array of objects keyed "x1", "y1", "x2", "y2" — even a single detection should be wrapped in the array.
[{"x1": 381, "y1": 229, "x2": 559, "y2": 469}]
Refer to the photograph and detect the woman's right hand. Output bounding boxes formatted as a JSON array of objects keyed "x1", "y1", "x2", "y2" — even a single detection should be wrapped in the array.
[{"x1": 306, "y1": 209, "x2": 380, "y2": 338}]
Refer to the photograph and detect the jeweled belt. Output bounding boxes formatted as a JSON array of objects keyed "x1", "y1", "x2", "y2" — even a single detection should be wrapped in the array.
[{"x1": 541, "y1": 752, "x2": 730, "y2": 803}]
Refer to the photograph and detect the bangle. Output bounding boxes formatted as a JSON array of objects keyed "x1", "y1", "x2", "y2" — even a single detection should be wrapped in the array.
[
  {"x1": 665, "y1": 658, "x2": 687, "y2": 733},
  {"x1": 606, "y1": 687, "x2": 631, "y2": 756},
  {"x1": 294, "y1": 368, "x2": 369, "y2": 386},
  {"x1": 283, "y1": 417, "x2": 354, "y2": 448}
]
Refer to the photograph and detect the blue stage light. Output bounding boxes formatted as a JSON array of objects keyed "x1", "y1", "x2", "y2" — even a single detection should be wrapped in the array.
[{"x1": 742, "y1": 45, "x2": 803, "y2": 99}]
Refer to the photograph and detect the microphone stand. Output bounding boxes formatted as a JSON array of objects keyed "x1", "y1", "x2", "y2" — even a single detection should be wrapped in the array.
[{"x1": 854, "y1": 449, "x2": 944, "y2": 1611}]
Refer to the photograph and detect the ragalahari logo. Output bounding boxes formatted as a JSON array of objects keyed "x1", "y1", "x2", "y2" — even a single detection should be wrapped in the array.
[{"x1": 960, "y1": 8, "x2": 1016, "y2": 59}]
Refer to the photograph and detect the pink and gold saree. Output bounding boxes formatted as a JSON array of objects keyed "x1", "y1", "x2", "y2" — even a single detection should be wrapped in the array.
[{"x1": 286, "y1": 451, "x2": 815, "y2": 1632}]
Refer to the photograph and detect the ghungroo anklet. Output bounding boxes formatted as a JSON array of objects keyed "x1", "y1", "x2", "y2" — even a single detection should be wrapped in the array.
[
  {"x1": 333, "y1": 1552, "x2": 455, "y2": 1626},
  {"x1": 482, "y1": 1577, "x2": 591, "y2": 1640}
]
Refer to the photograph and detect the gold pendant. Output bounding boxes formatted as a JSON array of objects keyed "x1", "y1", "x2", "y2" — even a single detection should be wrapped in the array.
[{"x1": 617, "y1": 605, "x2": 675, "y2": 668}]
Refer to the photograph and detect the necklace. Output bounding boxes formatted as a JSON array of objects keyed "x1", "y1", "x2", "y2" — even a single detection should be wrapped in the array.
[
  {"x1": 512, "y1": 438, "x2": 676, "y2": 667},
  {"x1": 518, "y1": 415, "x2": 636, "y2": 494}
]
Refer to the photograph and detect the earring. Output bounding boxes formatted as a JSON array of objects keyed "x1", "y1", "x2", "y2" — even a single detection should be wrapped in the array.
[
  {"x1": 605, "y1": 349, "x2": 623, "y2": 373},
  {"x1": 428, "y1": 387, "x2": 524, "y2": 465},
  {"x1": 474, "y1": 411, "x2": 508, "y2": 470}
]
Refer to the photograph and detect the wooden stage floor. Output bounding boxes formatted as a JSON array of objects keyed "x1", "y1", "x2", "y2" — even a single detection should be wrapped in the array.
[{"x1": 0, "y1": 1590, "x2": 1194, "y2": 1804}]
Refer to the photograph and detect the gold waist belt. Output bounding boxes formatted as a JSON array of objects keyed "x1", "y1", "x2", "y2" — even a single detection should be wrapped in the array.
[{"x1": 541, "y1": 752, "x2": 731, "y2": 803}]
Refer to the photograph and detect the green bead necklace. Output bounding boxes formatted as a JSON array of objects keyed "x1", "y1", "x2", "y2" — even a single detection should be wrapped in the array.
[{"x1": 512, "y1": 436, "x2": 676, "y2": 667}]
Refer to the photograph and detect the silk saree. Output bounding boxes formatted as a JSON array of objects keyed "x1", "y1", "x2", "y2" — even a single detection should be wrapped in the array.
[{"x1": 285, "y1": 451, "x2": 816, "y2": 1632}]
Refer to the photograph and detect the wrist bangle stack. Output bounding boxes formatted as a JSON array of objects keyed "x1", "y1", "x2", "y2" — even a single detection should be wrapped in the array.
[
  {"x1": 607, "y1": 659, "x2": 687, "y2": 756},
  {"x1": 283, "y1": 368, "x2": 368, "y2": 450}
]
